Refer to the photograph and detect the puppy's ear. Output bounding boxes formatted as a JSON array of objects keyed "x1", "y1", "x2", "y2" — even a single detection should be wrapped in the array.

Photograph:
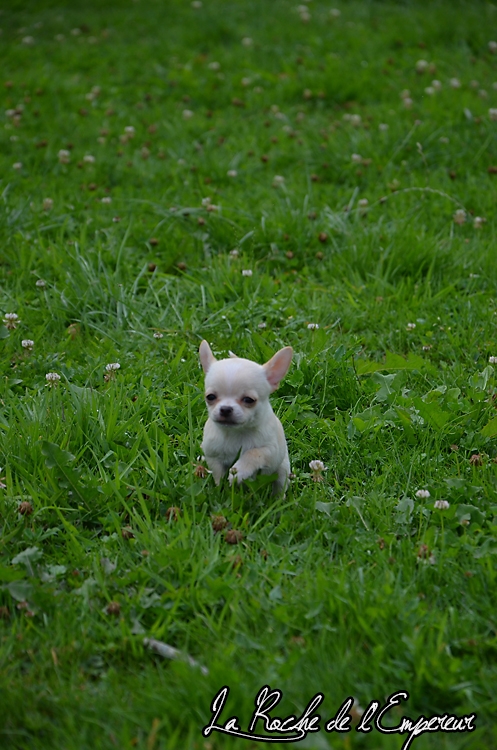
[
  {"x1": 263, "y1": 347, "x2": 293, "y2": 392},
  {"x1": 228, "y1": 351, "x2": 239, "y2": 359},
  {"x1": 199, "y1": 340, "x2": 216, "y2": 373}
]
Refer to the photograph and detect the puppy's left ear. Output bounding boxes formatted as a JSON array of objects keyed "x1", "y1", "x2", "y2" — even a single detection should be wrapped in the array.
[
  {"x1": 199, "y1": 340, "x2": 217, "y2": 373},
  {"x1": 263, "y1": 347, "x2": 293, "y2": 391}
]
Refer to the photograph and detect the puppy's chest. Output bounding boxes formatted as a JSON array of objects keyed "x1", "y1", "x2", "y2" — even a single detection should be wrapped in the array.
[{"x1": 203, "y1": 420, "x2": 261, "y2": 460}]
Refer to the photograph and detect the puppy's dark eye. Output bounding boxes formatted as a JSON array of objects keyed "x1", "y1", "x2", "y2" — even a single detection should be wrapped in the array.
[
  {"x1": 206, "y1": 394, "x2": 217, "y2": 402},
  {"x1": 242, "y1": 396, "x2": 256, "y2": 405}
]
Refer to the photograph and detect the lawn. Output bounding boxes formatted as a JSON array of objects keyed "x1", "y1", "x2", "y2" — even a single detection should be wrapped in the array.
[{"x1": 1, "y1": 0, "x2": 497, "y2": 748}]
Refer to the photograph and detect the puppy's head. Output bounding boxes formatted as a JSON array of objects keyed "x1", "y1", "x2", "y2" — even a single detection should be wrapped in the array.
[{"x1": 199, "y1": 340, "x2": 292, "y2": 428}]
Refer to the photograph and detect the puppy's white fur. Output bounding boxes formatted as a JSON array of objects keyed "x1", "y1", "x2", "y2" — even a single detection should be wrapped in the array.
[{"x1": 199, "y1": 341, "x2": 293, "y2": 493}]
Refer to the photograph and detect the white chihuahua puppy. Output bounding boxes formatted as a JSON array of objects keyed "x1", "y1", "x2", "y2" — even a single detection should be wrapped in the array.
[{"x1": 199, "y1": 340, "x2": 293, "y2": 493}]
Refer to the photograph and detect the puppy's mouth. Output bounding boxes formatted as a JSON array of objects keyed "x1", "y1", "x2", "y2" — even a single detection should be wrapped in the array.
[{"x1": 213, "y1": 416, "x2": 239, "y2": 426}]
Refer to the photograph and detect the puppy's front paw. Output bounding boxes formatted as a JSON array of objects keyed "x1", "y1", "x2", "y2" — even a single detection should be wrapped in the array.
[{"x1": 228, "y1": 462, "x2": 252, "y2": 485}]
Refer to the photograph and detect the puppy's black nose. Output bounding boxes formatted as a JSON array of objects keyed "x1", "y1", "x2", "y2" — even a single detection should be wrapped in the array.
[{"x1": 220, "y1": 405, "x2": 233, "y2": 417}]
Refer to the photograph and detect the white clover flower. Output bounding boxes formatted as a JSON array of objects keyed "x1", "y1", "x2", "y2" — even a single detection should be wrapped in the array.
[
  {"x1": 36, "y1": 279, "x2": 46, "y2": 288},
  {"x1": 379, "y1": 123, "x2": 389, "y2": 131},
  {"x1": 124, "y1": 126, "x2": 135, "y2": 135},
  {"x1": 432, "y1": 79, "x2": 442, "y2": 90},
  {"x1": 403, "y1": 97, "x2": 413, "y2": 108},
  {"x1": 206, "y1": 203, "x2": 219, "y2": 212},
  {"x1": 309, "y1": 459, "x2": 326, "y2": 482},
  {"x1": 489, "y1": 40, "x2": 497, "y2": 53},
  {"x1": 21, "y1": 339, "x2": 34, "y2": 351},
  {"x1": 241, "y1": 269, "x2": 253, "y2": 277},
  {"x1": 182, "y1": 109, "x2": 194, "y2": 119},
  {"x1": 208, "y1": 61, "x2": 220, "y2": 70},
  {"x1": 13, "y1": 162, "x2": 22, "y2": 170},
  {"x1": 450, "y1": 78, "x2": 461, "y2": 89},
  {"x1": 309, "y1": 460, "x2": 326, "y2": 472},
  {"x1": 489, "y1": 108, "x2": 497, "y2": 121},
  {"x1": 58, "y1": 149, "x2": 70, "y2": 164},
  {"x1": 489, "y1": 356, "x2": 497, "y2": 364},
  {"x1": 3, "y1": 313, "x2": 19, "y2": 329},
  {"x1": 400, "y1": 89, "x2": 411, "y2": 99},
  {"x1": 358, "y1": 198, "x2": 369, "y2": 208},
  {"x1": 349, "y1": 114, "x2": 362, "y2": 126},
  {"x1": 307, "y1": 323, "x2": 319, "y2": 330},
  {"x1": 406, "y1": 322, "x2": 416, "y2": 330},
  {"x1": 415, "y1": 489, "x2": 431, "y2": 499},
  {"x1": 229, "y1": 248, "x2": 240, "y2": 257},
  {"x1": 330, "y1": 8, "x2": 341, "y2": 17},
  {"x1": 415, "y1": 59, "x2": 429, "y2": 73},
  {"x1": 83, "y1": 154, "x2": 95, "y2": 163},
  {"x1": 227, "y1": 169, "x2": 238, "y2": 177},
  {"x1": 101, "y1": 196, "x2": 112, "y2": 204},
  {"x1": 272, "y1": 175, "x2": 285, "y2": 186},
  {"x1": 351, "y1": 153, "x2": 362, "y2": 163},
  {"x1": 43, "y1": 198, "x2": 53, "y2": 211},
  {"x1": 45, "y1": 372, "x2": 61, "y2": 385},
  {"x1": 424, "y1": 87, "x2": 435, "y2": 96},
  {"x1": 242, "y1": 37, "x2": 253, "y2": 47},
  {"x1": 22, "y1": 36, "x2": 35, "y2": 45},
  {"x1": 258, "y1": 321, "x2": 267, "y2": 329},
  {"x1": 71, "y1": 28, "x2": 81, "y2": 35},
  {"x1": 479, "y1": 89, "x2": 488, "y2": 98},
  {"x1": 473, "y1": 216, "x2": 485, "y2": 228},
  {"x1": 453, "y1": 209, "x2": 466, "y2": 225},
  {"x1": 153, "y1": 332, "x2": 164, "y2": 339},
  {"x1": 241, "y1": 77, "x2": 252, "y2": 86},
  {"x1": 201, "y1": 196, "x2": 211, "y2": 206},
  {"x1": 191, "y1": 0, "x2": 202, "y2": 7},
  {"x1": 434, "y1": 500, "x2": 450, "y2": 510},
  {"x1": 105, "y1": 363, "x2": 120, "y2": 372}
]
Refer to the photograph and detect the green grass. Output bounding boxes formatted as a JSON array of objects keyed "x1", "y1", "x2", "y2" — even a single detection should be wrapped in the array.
[{"x1": 1, "y1": 0, "x2": 497, "y2": 748}]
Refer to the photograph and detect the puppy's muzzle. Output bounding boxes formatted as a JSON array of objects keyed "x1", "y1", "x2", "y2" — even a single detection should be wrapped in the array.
[{"x1": 215, "y1": 405, "x2": 238, "y2": 425}]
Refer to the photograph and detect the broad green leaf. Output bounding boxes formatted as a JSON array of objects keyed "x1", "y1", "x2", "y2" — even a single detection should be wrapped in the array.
[
  {"x1": 372, "y1": 372, "x2": 397, "y2": 401},
  {"x1": 41, "y1": 441, "x2": 75, "y2": 469},
  {"x1": 12, "y1": 547, "x2": 43, "y2": 566},
  {"x1": 315, "y1": 501, "x2": 333, "y2": 516},
  {"x1": 41, "y1": 441, "x2": 92, "y2": 506},
  {"x1": 356, "y1": 351, "x2": 428, "y2": 375},
  {"x1": 395, "y1": 497, "x2": 414, "y2": 524},
  {"x1": 412, "y1": 398, "x2": 451, "y2": 431},
  {"x1": 0, "y1": 566, "x2": 25, "y2": 582},
  {"x1": 0, "y1": 325, "x2": 9, "y2": 339},
  {"x1": 456, "y1": 504, "x2": 485, "y2": 526},
  {"x1": 6, "y1": 580, "x2": 33, "y2": 602},
  {"x1": 6, "y1": 378, "x2": 23, "y2": 387},
  {"x1": 481, "y1": 415, "x2": 497, "y2": 438},
  {"x1": 469, "y1": 366, "x2": 494, "y2": 392},
  {"x1": 285, "y1": 369, "x2": 304, "y2": 387}
]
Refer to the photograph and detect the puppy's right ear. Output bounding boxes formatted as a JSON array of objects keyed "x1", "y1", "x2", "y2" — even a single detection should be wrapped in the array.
[{"x1": 199, "y1": 340, "x2": 217, "y2": 373}]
